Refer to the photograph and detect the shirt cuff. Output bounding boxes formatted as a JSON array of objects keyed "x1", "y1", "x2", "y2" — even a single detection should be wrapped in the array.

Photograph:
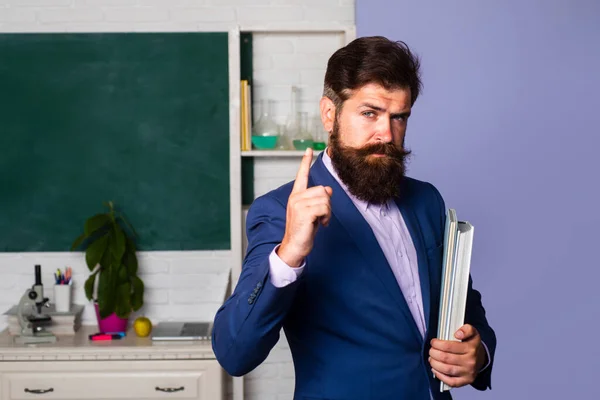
[
  {"x1": 479, "y1": 340, "x2": 492, "y2": 372},
  {"x1": 268, "y1": 244, "x2": 306, "y2": 288}
]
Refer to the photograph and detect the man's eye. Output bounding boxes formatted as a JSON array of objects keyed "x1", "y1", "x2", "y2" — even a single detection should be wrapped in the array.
[{"x1": 362, "y1": 111, "x2": 375, "y2": 118}]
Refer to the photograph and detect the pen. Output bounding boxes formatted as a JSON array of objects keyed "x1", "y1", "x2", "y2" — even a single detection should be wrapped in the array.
[
  {"x1": 89, "y1": 332, "x2": 125, "y2": 341},
  {"x1": 55, "y1": 267, "x2": 72, "y2": 285}
]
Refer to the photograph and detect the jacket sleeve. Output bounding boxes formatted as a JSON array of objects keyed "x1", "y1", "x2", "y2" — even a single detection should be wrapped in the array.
[
  {"x1": 463, "y1": 276, "x2": 497, "y2": 390},
  {"x1": 211, "y1": 194, "x2": 301, "y2": 376},
  {"x1": 428, "y1": 182, "x2": 497, "y2": 391}
]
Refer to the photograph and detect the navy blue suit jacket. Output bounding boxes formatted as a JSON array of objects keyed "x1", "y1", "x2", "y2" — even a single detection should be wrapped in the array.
[{"x1": 212, "y1": 153, "x2": 496, "y2": 400}]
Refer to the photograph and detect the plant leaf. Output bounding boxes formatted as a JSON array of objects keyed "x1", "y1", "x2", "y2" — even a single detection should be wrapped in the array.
[
  {"x1": 115, "y1": 282, "x2": 132, "y2": 319},
  {"x1": 112, "y1": 224, "x2": 126, "y2": 263},
  {"x1": 126, "y1": 235, "x2": 137, "y2": 252},
  {"x1": 99, "y1": 248, "x2": 111, "y2": 276},
  {"x1": 84, "y1": 273, "x2": 97, "y2": 301},
  {"x1": 117, "y1": 264, "x2": 128, "y2": 283},
  {"x1": 118, "y1": 213, "x2": 138, "y2": 238},
  {"x1": 85, "y1": 234, "x2": 108, "y2": 271},
  {"x1": 124, "y1": 239, "x2": 138, "y2": 276},
  {"x1": 97, "y1": 269, "x2": 116, "y2": 319},
  {"x1": 85, "y1": 213, "x2": 110, "y2": 236},
  {"x1": 130, "y1": 275, "x2": 144, "y2": 311},
  {"x1": 71, "y1": 233, "x2": 87, "y2": 251}
]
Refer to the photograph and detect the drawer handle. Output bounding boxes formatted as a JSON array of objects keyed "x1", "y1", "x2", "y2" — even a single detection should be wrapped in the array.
[
  {"x1": 155, "y1": 386, "x2": 185, "y2": 393},
  {"x1": 24, "y1": 388, "x2": 54, "y2": 394}
]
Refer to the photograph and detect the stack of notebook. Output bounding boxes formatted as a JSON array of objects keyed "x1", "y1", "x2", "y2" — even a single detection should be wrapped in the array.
[
  {"x1": 4, "y1": 304, "x2": 85, "y2": 336},
  {"x1": 436, "y1": 209, "x2": 475, "y2": 392}
]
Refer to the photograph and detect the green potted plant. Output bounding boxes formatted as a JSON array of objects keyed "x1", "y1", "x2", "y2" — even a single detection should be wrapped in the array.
[{"x1": 71, "y1": 201, "x2": 144, "y2": 333}]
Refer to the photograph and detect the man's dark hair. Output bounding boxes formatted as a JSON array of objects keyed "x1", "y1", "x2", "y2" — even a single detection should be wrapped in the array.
[{"x1": 323, "y1": 36, "x2": 422, "y2": 110}]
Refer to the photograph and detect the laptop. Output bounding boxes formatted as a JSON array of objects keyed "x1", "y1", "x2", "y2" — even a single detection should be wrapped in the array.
[{"x1": 151, "y1": 321, "x2": 212, "y2": 341}]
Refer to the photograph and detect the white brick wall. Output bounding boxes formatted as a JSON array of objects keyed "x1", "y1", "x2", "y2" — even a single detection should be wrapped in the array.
[
  {"x1": 0, "y1": 0, "x2": 354, "y2": 32},
  {"x1": 0, "y1": 251, "x2": 231, "y2": 327},
  {"x1": 253, "y1": 157, "x2": 312, "y2": 198},
  {"x1": 252, "y1": 32, "x2": 344, "y2": 130},
  {"x1": 0, "y1": 1, "x2": 354, "y2": 399}
]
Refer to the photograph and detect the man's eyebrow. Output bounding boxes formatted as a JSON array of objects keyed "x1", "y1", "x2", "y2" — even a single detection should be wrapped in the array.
[
  {"x1": 359, "y1": 102, "x2": 411, "y2": 118},
  {"x1": 359, "y1": 102, "x2": 386, "y2": 112},
  {"x1": 392, "y1": 110, "x2": 411, "y2": 119}
]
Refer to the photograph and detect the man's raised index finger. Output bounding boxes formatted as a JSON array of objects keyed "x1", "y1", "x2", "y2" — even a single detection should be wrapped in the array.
[{"x1": 292, "y1": 147, "x2": 313, "y2": 193}]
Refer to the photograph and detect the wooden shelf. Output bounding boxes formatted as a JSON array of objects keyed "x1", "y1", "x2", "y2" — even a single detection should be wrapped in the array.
[{"x1": 241, "y1": 150, "x2": 323, "y2": 157}]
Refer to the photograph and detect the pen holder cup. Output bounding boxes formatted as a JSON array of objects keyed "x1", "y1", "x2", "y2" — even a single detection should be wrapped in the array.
[{"x1": 54, "y1": 284, "x2": 72, "y2": 313}]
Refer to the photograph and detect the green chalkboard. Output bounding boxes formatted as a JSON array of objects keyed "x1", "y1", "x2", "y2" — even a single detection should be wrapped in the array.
[{"x1": 0, "y1": 32, "x2": 230, "y2": 252}]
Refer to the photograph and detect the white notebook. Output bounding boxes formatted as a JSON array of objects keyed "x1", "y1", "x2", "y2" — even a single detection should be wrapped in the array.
[{"x1": 436, "y1": 209, "x2": 474, "y2": 392}]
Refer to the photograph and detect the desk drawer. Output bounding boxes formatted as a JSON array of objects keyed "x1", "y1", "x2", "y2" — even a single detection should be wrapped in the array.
[
  {"x1": 8, "y1": 372, "x2": 203, "y2": 399},
  {"x1": 1, "y1": 360, "x2": 223, "y2": 400}
]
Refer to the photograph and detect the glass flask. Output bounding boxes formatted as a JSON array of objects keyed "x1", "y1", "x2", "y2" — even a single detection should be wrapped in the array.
[
  {"x1": 312, "y1": 113, "x2": 327, "y2": 151},
  {"x1": 251, "y1": 99, "x2": 279, "y2": 150},
  {"x1": 292, "y1": 111, "x2": 314, "y2": 151},
  {"x1": 283, "y1": 86, "x2": 299, "y2": 150}
]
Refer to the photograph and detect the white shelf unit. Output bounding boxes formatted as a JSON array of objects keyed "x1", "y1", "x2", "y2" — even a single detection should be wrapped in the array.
[
  {"x1": 230, "y1": 23, "x2": 356, "y2": 283},
  {"x1": 228, "y1": 25, "x2": 356, "y2": 400}
]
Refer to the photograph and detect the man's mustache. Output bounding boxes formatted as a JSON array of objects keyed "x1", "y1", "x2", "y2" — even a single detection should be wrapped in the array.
[{"x1": 352, "y1": 142, "x2": 407, "y2": 158}]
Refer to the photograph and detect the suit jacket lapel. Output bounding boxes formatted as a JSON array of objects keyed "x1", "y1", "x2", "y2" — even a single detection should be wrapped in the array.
[
  {"x1": 394, "y1": 194, "x2": 431, "y2": 335},
  {"x1": 310, "y1": 154, "x2": 422, "y2": 342}
]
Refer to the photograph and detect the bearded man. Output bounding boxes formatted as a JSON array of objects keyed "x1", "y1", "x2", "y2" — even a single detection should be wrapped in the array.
[{"x1": 212, "y1": 36, "x2": 496, "y2": 400}]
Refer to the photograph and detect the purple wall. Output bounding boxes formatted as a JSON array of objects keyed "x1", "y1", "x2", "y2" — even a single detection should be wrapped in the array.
[{"x1": 357, "y1": 1, "x2": 599, "y2": 399}]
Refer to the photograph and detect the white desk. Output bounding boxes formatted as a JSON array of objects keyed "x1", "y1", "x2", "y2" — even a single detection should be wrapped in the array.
[{"x1": 0, "y1": 326, "x2": 224, "y2": 400}]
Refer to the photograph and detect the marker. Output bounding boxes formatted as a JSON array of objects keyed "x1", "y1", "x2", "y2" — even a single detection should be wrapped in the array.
[{"x1": 89, "y1": 332, "x2": 125, "y2": 341}]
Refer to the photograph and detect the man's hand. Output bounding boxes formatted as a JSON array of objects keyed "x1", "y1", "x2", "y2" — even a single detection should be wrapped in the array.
[
  {"x1": 277, "y1": 148, "x2": 332, "y2": 268},
  {"x1": 429, "y1": 324, "x2": 487, "y2": 388}
]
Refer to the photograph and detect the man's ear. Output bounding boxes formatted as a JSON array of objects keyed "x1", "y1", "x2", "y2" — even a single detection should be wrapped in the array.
[{"x1": 320, "y1": 96, "x2": 336, "y2": 133}]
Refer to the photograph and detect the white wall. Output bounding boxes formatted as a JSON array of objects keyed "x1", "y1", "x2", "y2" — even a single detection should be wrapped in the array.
[
  {"x1": 0, "y1": 251, "x2": 231, "y2": 326},
  {"x1": 0, "y1": 1, "x2": 354, "y2": 399}
]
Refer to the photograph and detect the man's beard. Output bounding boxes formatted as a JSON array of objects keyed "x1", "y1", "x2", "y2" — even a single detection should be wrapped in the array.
[{"x1": 328, "y1": 120, "x2": 411, "y2": 205}]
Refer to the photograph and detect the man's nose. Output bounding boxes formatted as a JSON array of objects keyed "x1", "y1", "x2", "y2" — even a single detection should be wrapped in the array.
[{"x1": 375, "y1": 119, "x2": 393, "y2": 143}]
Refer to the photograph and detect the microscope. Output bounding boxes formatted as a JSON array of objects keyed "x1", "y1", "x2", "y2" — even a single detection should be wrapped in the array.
[{"x1": 14, "y1": 265, "x2": 56, "y2": 344}]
